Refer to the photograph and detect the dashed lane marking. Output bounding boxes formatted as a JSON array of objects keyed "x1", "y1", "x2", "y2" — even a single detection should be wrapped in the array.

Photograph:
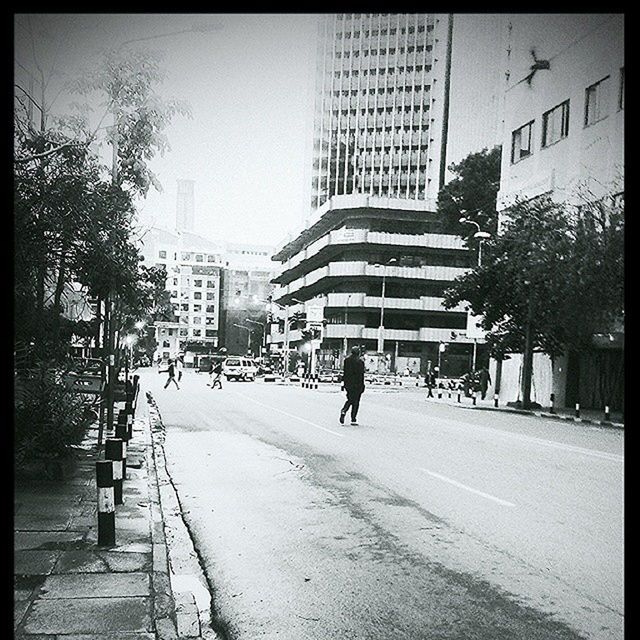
[{"x1": 419, "y1": 468, "x2": 516, "y2": 507}]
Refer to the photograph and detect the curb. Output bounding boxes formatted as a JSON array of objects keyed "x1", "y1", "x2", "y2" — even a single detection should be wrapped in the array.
[
  {"x1": 145, "y1": 392, "x2": 222, "y2": 640},
  {"x1": 424, "y1": 397, "x2": 624, "y2": 429},
  {"x1": 142, "y1": 410, "x2": 180, "y2": 640}
]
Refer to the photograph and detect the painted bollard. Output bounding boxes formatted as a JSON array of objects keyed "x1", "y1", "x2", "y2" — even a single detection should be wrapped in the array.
[
  {"x1": 549, "y1": 393, "x2": 555, "y2": 414},
  {"x1": 96, "y1": 460, "x2": 115, "y2": 546},
  {"x1": 575, "y1": 403, "x2": 581, "y2": 419},
  {"x1": 472, "y1": 391, "x2": 477, "y2": 406},
  {"x1": 457, "y1": 392, "x2": 461, "y2": 403},
  {"x1": 125, "y1": 402, "x2": 134, "y2": 440},
  {"x1": 115, "y1": 414, "x2": 129, "y2": 479},
  {"x1": 494, "y1": 393, "x2": 499, "y2": 408},
  {"x1": 604, "y1": 405, "x2": 611, "y2": 421},
  {"x1": 105, "y1": 438, "x2": 124, "y2": 505}
]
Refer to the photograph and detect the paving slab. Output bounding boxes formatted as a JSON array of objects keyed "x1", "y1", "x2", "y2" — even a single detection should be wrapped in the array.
[
  {"x1": 14, "y1": 531, "x2": 88, "y2": 550},
  {"x1": 14, "y1": 549, "x2": 61, "y2": 575},
  {"x1": 22, "y1": 596, "x2": 152, "y2": 634},
  {"x1": 40, "y1": 572, "x2": 151, "y2": 598},
  {"x1": 53, "y1": 550, "x2": 152, "y2": 574}
]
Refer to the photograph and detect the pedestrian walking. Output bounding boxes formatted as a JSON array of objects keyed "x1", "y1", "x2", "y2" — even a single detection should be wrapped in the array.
[
  {"x1": 176, "y1": 355, "x2": 184, "y2": 382},
  {"x1": 425, "y1": 369, "x2": 436, "y2": 398},
  {"x1": 339, "y1": 346, "x2": 365, "y2": 426},
  {"x1": 479, "y1": 366, "x2": 492, "y2": 400},
  {"x1": 160, "y1": 359, "x2": 180, "y2": 390},
  {"x1": 210, "y1": 360, "x2": 223, "y2": 389}
]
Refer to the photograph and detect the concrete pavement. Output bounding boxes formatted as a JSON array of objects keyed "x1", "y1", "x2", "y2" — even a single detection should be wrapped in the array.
[{"x1": 14, "y1": 389, "x2": 211, "y2": 640}]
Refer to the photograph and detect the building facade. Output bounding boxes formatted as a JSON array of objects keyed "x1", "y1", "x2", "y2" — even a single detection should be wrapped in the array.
[
  {"x1": 270, "y1": 195, "x2": 480, "y2": 375},
  {"x1": 307, "y1": 13, "x2": 453, "y2": 212},
  {"x1": 139, "y1": 227, "x2": 225, "y2": 366},
  {"x1": 493, "y1": 14, "x2": 624, "y2": 410}
]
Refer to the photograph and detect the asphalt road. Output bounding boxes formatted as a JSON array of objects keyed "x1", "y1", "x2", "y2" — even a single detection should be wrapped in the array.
[{"x1": 141, "y1": 368, "x2": 624, "y2": 640}]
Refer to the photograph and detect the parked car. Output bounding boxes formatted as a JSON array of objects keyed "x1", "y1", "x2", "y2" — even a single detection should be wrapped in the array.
[{"x1": 223, "y1": 357, "x2": 257, "y2": 381}]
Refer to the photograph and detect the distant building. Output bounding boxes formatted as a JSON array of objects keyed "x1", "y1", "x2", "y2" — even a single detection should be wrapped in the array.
[
  {"x1": 139, "y1": 227, "x2": 225, "y2": 367},
  {"x1": 493, "y1": 14, "x2": 624, "y2": 410},
  {"x1": 176, "y1": 179, "x2": 196, "y2": 232}
]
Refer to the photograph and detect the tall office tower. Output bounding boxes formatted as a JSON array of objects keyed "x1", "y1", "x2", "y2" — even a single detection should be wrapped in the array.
[
  {"x1": 309, "y1": 13, "x2": 453, "y2": 211},
  {"x1": 176, "y1": 179, "x2": 195, "y2": 231}
]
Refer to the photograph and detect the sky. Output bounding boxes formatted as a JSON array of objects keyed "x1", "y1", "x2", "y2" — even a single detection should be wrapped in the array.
[{"x1": 14, "y1": 13, "x2": 319, "y2": 248}]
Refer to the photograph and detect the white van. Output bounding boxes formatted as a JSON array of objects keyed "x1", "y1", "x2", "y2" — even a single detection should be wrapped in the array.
[{"x1": 223, "y1": 357, "x2": 257, "y2": 381}]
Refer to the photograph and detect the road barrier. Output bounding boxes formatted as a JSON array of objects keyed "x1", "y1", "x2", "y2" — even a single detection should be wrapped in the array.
[{"x1": 96, "y1": 460, "x2": 115, "y2": 546}]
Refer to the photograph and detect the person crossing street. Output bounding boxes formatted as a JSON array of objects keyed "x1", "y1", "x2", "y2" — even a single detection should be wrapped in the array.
[{"x1": 339, "y1": 346, "x2": 365, "y2": 426}]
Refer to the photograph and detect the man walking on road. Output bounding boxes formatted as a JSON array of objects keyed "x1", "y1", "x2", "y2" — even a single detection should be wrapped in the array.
[
  {"x1": 340, "y1": 346, "x2": 365, "y2": 425},
  {"x1": 479, "y1": 366, "x2": 491, "y2": 400},
  {"x1": 160, "y1": 359, "x2": 180, "y2": 390}
]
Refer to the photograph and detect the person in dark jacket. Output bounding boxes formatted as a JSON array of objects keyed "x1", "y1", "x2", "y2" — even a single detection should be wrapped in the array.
[
  {"x1": 478, "y1": 366, "x2": 492, "y2": 400},
  {"x1": 340, "y1": 346, "x2": 365, "y2": 425},
  {"x1": 160, "y1": 359, "x2": 180, "y2": 390},
  {"x1": 425, "y1": 369, "x2": 436, "y2": 398}
]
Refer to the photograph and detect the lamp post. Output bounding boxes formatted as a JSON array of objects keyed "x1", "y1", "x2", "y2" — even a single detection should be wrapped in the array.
[
  {"x1": 232, "y1": 324, "x2": 252, "y2": 356},
  {"x1": 245, "y1": 318, "x2": 264, "y2": 359},
  {"x1": 374, "y1": 258, "x2": 398, "y2": 371},
  {"x1": 459, "y1": 218, "x2": 491, "y2": 372},
  {"x1": 343, "y1": 293, "x2": 353, "y2": 361}
]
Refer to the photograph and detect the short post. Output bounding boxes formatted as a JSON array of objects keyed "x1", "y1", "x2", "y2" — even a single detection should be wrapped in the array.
[
  {"x1": 549, "y1": 393, "x2": 555, "y2": 414},
  {"x1": 105, "y1": 438, "x2": 124, "y2": 505},
  {"x1": 437, "y1": 386, "x2": 442, "y2": 399},
  {"x1": 575, "y1": 402, "x2": 580, "y2": 418},
  {"x1": 314, "y1": 374, "x2": 318, "y2": 390},
  {"x1": 457, "y1": 392, "x2": 461, "y2": 403},
  {"x1": 96, "y1": 460, "x2": 115, "y2": 546},
  {"x1": 472, "y1": 391, "x2": 477, "y2": 406},
  {"x1": 494, "y1": 393, "x2": 499, "y2": 408},
  {"x1": 125, "y1": 400, "x2": 134, "y2": 440},
  {"x1": 115, "y1": 414, "x2": 128, "y2": 480},
  {"x1": 447, "y1": 390, "x2": 451, "y2": 399},
  {"x1": 604, "y1": 404, "x2": 611, "y2": 421}
]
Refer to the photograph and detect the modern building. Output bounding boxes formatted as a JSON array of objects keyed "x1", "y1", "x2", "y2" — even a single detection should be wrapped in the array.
[
  {"x1": 271, "y1": 13, "x2": 485, "y2": 375},
  {"x1": 270, "y1": 194, "x2": 479, "y2": 375},
  {"x1": 307, "y1": 13, "x2": 453, "y2": 212},
  {"x1": 492, "y1": 14, "x2": 624, "y2": 410}
]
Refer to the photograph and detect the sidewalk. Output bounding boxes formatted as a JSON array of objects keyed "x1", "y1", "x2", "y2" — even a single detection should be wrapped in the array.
[
  {"x1": 14, "y1": 391, "x2": 208, "y2": 639},
  {"x1": 422, "y1": 389, "x2": 624, "y2": 428}
]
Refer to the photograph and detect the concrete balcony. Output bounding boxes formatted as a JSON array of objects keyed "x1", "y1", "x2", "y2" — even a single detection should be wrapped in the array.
[
  {"x1": 325, "y1": 292, "x2": 467, "y2": 313},
  {"x1": 323, "y1": 324, "x2": 364, "y2": 339}
]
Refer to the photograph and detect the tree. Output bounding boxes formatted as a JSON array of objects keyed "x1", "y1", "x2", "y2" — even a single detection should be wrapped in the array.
[
  {"x1": 437, "y1": 146, "x2": 501, "y2": 240},
  {"x1": 443, "y1": 193, "x2": 623, "y2": 409}
]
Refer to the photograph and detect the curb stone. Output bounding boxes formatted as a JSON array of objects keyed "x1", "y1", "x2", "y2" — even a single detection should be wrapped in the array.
[{"x1": 146, "y1": 392, "x2": 223, "y2": 640}]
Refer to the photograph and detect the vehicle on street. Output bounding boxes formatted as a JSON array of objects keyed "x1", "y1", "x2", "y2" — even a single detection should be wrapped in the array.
[
  {"x1": 223, "y1": 357, "x2": 258, "y2": 381},
  {"x1": 318, "y1": 368, "x2": 342, "y2": 383}
]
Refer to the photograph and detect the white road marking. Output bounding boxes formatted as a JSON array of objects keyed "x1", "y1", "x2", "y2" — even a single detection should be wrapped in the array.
[
  {"x1": 230, "y1": 391, "x2": 346, "y2": 438},
  {"x1": 419, "y1": 468, "x2": 516, "y2": 507}
]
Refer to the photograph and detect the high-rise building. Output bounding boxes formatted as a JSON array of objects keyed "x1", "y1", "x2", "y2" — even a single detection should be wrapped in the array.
[
  {"x1": 270, "y1": 14, "x2": 482, "y2": 376},
  {"x1": 176, "y1": 179, "x2": 195, "y2": 232},
  {"x1": 308, "y1": 13, "x2": 454, "y2": 211}
]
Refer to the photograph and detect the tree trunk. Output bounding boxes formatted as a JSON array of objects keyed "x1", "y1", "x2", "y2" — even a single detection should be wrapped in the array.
[{"x1": 521, "y1": 296, "x2": 535, "y2": 409}]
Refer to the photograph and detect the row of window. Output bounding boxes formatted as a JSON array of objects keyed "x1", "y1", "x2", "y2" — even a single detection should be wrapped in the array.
[
  {"x1": 511, "y1": 70, "x2": 624, "y2": 163},
  {"x1": 334, "y1": 45, "x2": 431, "y2": 58},
  {"x1": 335, "y1": 24, "x2": 432, "y2": 37},
  {"x1": 331, "y1": 65, "x2": 428, "y2": 79},
  {"x1": 331, "y1": 85, "x2": 430, "y2": 97},
  {"x1": 157, "y1": 250, "x2": 223, "y2": 263}
]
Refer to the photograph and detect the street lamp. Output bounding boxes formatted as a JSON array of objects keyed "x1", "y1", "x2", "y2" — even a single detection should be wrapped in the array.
[
  {"x1": 343, "y1": 293, "x2": 353, "y2": 361},
  {"x1": 232, "y1": 323, "x2": 252, "y2": 356},
  {"x1": 374, "y1": 258, "x2": 398, "y2": 371},
  {"x1": 459, "y1": 217, "x2": 491, "y2": 266}
]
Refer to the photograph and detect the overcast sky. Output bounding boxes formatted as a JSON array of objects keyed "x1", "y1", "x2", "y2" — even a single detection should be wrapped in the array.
[{"x1": 14, "y1": 13, "x2": 319, "y2": 248}]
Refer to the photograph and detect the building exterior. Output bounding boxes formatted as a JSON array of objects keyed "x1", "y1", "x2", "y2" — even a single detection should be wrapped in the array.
[
  {"x1": 492, "y1": 14, "x2": 624, "y2": 410},
  {"x1": 307, "y1": 13, "x2": 453, "y2": 212},
  {"x1": 271, "y1": 13, "x2": 485, "y2": 375},
  {"x1": 270, "y1": 194, "x2": 479, "y2": 375},
  {"x1": 218, "y1": 243, "x2": 277, "y2": 357},
  {"x1": 139, "y1": 227, "x2": 225, "y2": 366}
]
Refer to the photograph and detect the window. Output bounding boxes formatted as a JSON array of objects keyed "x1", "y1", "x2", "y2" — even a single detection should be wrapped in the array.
[
  {"x1": 194, "y1": 292, "x2": 202, "y2": 300},
  {"x1": 162, "y1": 340, "x2": 170, "y2": 348},
  {"x1": 542, "y1": 100, "x2": 570, "y2": 147},
  {"x1": 206, "y1": 292, "x2": 215, "y2": 300},
  {"x1": 193, "y1": 304, "x2": 201, "y2": 312},
  {"x1": 207, "y1": 280, "x2": 216, "y2": 288},
  {"x1": 511, "y1": 121, "x2": 534, "y2": 163},
  {"x1": 193, "y1": 329, "x2": 201, "y2": 337},
  {"x1": 193, "y1": 317, "x2": 201, "y2": 325},
  {"x1": 584, "y1": 76, "x2": 610, "y2": 126},
  {"x1": 159, "y1": 250, "x2": 167, "y2": 259},
  {"x1": 205, "y1": 330, "x2": 216, "y2": 337},
  {"x1": 194, "y1": 279, "x2": 202, "y2": 288}
]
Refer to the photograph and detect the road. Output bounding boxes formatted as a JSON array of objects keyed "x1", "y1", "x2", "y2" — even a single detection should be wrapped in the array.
[{"x1": 141, "y1": 368, "x2": 624, "y2": 640}]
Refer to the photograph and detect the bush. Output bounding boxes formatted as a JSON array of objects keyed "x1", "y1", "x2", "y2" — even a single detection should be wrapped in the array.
[{"x1": 15, "y1": 363, "x2": 92, "y2": 464}]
